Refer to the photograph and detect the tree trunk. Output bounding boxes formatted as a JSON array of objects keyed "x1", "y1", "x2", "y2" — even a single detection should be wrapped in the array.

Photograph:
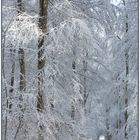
[
  {"x1": 71, "y1": 101, "x2": 75, "y2": 120},
  {"x1": 123, "y1": 0, "x2": 129, "y2": 139},
  {"x1": 106, "y1": 105, "x2": 112, "y2": 140},
  {"x1": 37, "y1": 0, "x2": 48, "y2": 112},
  {"x1": 9, "y1": 47, "x2": 16, "y2": 113},
  {"x1": 2, "y1": 28, "x2": 8, "y2": 140},
  {"x1": 19, "y1": 48, "x2": 26, "y2": 91},
  {"x1": 17, "y1": 0, "x2": 26, "y2": 92},
  {"x1": 71, "y1": 50, "x2": 76, "y2": 119},
  {"x1": 37, "y1": 1, "x2": 48, "y2": 140},
  {"x1": 124, "y1": 48, "x2": 129, "y2": 140},
  {"x1": 17, "y1": 0, "x2": 25, "y2": 13},
  {"x1": 14, "y1": 1, "x2": 26, "y2": 139},
  {"x1": 115, "y1": 73, "x2": 122, "y2": 138},
  {"x1": 83, "y1": 51, "x2": 88, "y2": 107}
]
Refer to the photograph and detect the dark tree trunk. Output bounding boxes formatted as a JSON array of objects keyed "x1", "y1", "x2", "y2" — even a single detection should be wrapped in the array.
[
  {"x1": 37, "y1": 1, "x2": 48, "y2": 140},
  {"x1": 17, "y1": 0, "x2": 26, "y2": 92},
  {"x1": 17, "y1": 0, "x2": 25, "y2": 13},
  {"x1": 124, "y1": 48, "x2": 129, "y2": 140},
  {"x1": 123, "y1": 1, "x2": 129, "y2": 139},
  {"x1": 71, "y1": 47, "x2": 76, "y2": 120},
  {"x1": 37, "y1": 0, "x2": 48, "y2": 112},
  {"x1": 106, "y1": 105, "x2": 112, "y2": 140},
  {"x1": 9, "y1": 47, "x2": 16, "y2": 113},
  {"x1": 19, "y1": 48, "x2": 26, "y2": 91},
  {"x1": 83, "y1": 51, "x2": 88, "y2": 107},
  {"x1": 14, "y1": 1, "x2": 26, "y2": 139}
]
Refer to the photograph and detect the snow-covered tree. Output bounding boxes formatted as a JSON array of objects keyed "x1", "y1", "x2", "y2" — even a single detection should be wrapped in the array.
[{"x1": 2, "y1": 0, "x2": 138, "y2": 140}]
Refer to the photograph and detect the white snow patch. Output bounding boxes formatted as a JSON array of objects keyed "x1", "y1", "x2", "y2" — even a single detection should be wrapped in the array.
[
  {"x1": 90, "y1": 8, "x2": 93, "y2": 12},
  {"x1": 99, "y1": 135, "x2": 105, "y2": 140}
]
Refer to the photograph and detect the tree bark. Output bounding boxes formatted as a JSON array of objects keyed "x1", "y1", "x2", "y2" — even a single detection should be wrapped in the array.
[
  {"x1": 17, "y1": 0, "x2": 25, "y2": 13},
  {"x1": 37, "y1": 1, "x2": 48, "y2": 140},
  {"x1": 71, "y1": 57, "x2": 76, "y2": 120},
  {"x1": 19, "y1": 48, "x2": 26, "y2": 91},
  {"x1": 9, "y1": 47, "x2": 16, "y2": 113},
  {"x1": 123, "y1": 0, "x2": 129, "y2": 139},
  {"x1": 14, "y1": 1, "x2": 26, "y2": 139},
  {"x1": 2, "y1": 28, "x2": 8, "y2": 140},
  {"x1": 83, "y1": 51, "x2": 88, "y2": 107},
  {"x1": 106, "y1": 105, "x2": 112, "y2": 140},
  {"x1": 17, "y1": 0, "x2": 26, "y2": 92},
  {"x1": 71, "y1": 47, "x2": 76, "y2": 120},
  {"x1": 37, "y1": 0, "x2": 48, "y2": 112},
  {"x1": 124, "y1": 48, "x2": 129, "y2": 140}
]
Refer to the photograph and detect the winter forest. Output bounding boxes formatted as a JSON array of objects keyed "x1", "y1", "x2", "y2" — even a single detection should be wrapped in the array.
[{"x1": 1, "y1": 0, "x2": 138, "y2": 140}]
